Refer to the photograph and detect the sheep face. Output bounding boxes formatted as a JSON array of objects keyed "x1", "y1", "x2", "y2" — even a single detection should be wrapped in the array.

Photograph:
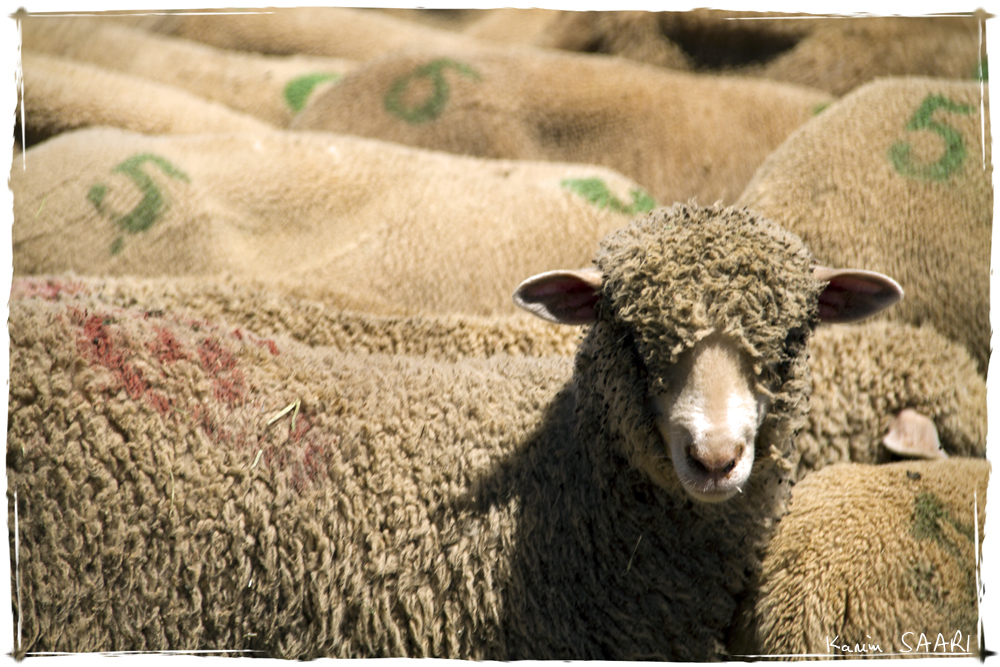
[
  {"x1": 649, "y1": 333, "x2": 768, "y2": 502},
  {"x1": 513, "y1": 204, "x2": 903, "y2": 502}
]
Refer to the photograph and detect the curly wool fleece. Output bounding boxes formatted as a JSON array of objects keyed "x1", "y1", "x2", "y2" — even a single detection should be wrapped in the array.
[
  {"x1": 8, "y1": 205, "x2": 828, "y2": 660},
  {"x1": 580, "y1": 203, "x2": 821, "y2": 496}
]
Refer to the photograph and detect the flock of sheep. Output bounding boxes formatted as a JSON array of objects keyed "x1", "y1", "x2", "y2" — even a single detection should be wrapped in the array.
[{"x1": 8, "y1": 7, "x2": 992, "y2": 660}]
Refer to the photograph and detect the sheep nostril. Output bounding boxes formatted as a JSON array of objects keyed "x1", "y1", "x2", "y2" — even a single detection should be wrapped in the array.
[
  {"x1": 687, "y1": 444, "x2": 741, "y2": 478},
  {"x1": 686, "y1": 446, "x2": 710, "y2": 474}
]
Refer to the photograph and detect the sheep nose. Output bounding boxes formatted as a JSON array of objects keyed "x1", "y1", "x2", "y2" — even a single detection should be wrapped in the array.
[{"x1": 686, "y1": 441, "x2": 743, "y2": 479}]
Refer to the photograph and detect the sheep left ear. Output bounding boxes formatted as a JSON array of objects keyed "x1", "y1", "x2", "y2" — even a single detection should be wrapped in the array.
[
  {"x1": 513, "y1": 268, "x2": 602, "y2": 325},
  {"x1": 813, "y1": 267, "x2": 904, "y2": 323}
]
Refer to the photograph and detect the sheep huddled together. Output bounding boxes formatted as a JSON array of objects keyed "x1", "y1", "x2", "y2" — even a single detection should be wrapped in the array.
[
  {"x1": 11, "y1": 7, "x2": 991, "y2": 658},
  {"x1": 10, "y1": 203, "x2": 916, "y2": 659}
]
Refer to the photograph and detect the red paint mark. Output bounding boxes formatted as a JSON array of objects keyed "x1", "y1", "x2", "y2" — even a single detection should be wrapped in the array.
[
  {"x1": 198, "y1": 338, "x2": 238, "y2": 373},
  {"x1": 213, "y1": 374, "x2": 247, "y2": 406},
  {"x1": 148, "y1": 326, "x2": 189, "y2": 364},
  {"x1": 72, "y1": 311, "x2": 175, "y2": 419},
  {"x1": 253, "y1": 338, "x2": 280, "y2": 356},
  {"x1": 78, "y1": 314, "x2": 149, "y2": 401},
  {"x1": 198, "y1": 337, "x2": 247, "y2": 407},
  {"x1": 301, "y1": 441, "x2": 329, "y2": 484},
  {"x1": 147, "y1": 391, "x2": 172, "y2": 414},
  {"x1": 12, "y1": 278, "x2": 86, "y2": 301},
  {"x1": 64, "y1": 305, "x2": 330, "y2": 492},
  {"x1": 289, "y1": 414, "x2": 313, "y2": 443}
]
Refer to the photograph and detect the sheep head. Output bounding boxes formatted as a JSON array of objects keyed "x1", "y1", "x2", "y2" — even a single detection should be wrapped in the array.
[{"x1": 514, "y1": 203, "x2": 902, "y2": 502}]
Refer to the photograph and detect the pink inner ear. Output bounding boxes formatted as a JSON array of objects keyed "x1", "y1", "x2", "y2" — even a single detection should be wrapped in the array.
[
  {"x1": 822, "y1": 275, "x2": 891, "y2": 294},
  {"x1": 816, "y1": 270, "x2": 903, "y2": 323},
  {"x1": 514, "y1": 270, "x2": 602, "y2": 325},
  {"x1": 527, "y1": 276, "x2": 598, "y2": 298},
  {"x1": 524, "y1": 277, "x2": 600, "y2": 323}
]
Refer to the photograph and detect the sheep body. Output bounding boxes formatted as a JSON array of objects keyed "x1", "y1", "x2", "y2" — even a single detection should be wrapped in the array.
[
  {"x1": 8, "y1": 204, "x2": 888, "y2": 658},
  {"x1": 12, "y1": 126, "x2": 653, "y2": 317},
  {"x1": 7, "y1": 285, "x2": 766, "y2": 659},
  {"x1": 290, "y1": 46, "x2": 833, "y2": 205},
  {"x1": 730, "y1": 458, "x2": 988, "y2": 658},
  {"x1": 796, "y1": 321, "x2": 986, "y2": 478},
  {"x1": 532, "y1": 11, "x2": 983, "y2": 96},
  {"x1": 18, "y1": 52, "x2": 272, "y2": 146},
  {"x1": 10, "y1": 275, "x2": 583, "y2": 362},
  {"x1": 21, "y1": 18, "x2": 357, "y2": 127}
]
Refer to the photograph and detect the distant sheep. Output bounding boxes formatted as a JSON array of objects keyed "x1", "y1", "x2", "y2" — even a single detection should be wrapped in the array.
[
  {"x1": 9, "y1": 204, "x2": 900, "y2": 659},
  {"x1": 795, "y1": 321, "x2": 986, "y2": 479},
  {"x1": 11, "y1": 126, "x2": 656, "y2": 317},
  {"x1": 729, "y1": 458, "x2": 988, "y2": 658},
  {"x1": 738, "y1": 77, "x2": 991, "y2": 374}
]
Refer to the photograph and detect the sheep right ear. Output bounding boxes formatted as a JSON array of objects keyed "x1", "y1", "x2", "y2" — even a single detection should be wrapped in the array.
[
  {"x1": 513, "y1": 268, "x2": 602, "y2": 325},
  {"x1": 813, "y1": 266, "x2": 904, "y2": 323}
]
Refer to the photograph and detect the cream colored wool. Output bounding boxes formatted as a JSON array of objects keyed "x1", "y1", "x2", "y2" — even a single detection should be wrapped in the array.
[
  {"x1": 461, "y1": 8, "x2": 565, "y2": 46},
  {"x1": 7, "y1": 294, "x2": 570, "y2": 658},
  {"x1": 12, "y1": 275, "x2": 583, "y2": 361},
  {"x1": 291, "y1": 46, "x2": 833, "y2": 206},
  {"x1": 12, "y1": 126, "x2": 656, "y2": 317},
  {"x1": 17, "y1": 52, "x2": 270, "y2": 147},
  {"x1": 730, "y1": 458, "x2": 988, "y2": 658},
  {"x1": 738, "y1": 77, "x2": 991, "y2": 374},
  {"x1": 17, "y1": 271, "x2": 988, "y2": 476},
  {"x1": 535, "y1": 11, "x2": 985, "y2": 96},
  {"x1": 8, "y1": 205, "x2": 823, "y2": 659},
  {"x1": 141, "y1": 6, "x2": 481, "y2": 62},
  {"x1": 20, "y1": 17, "x2": 356, "y2": 128},
  {"x1": 23, "y1": 273, "x2": 983, "y2": 480},
  {"x1": 797, "y1": 322, "x2": 986, "y2": 479}
]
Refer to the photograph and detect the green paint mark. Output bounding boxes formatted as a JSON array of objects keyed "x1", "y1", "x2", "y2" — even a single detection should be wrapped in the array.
[
  {"x1": 284, "y1": 72, "x2": 342, "y2": 112},
  {"x1": 911, "y1": 491, "x2": 976, "y2": 555},
  {"x1": 384, "y1": 58, "x2": 481, "y2": 124},
  {"x1": 910, "y1": 491, "x2": 980, "y2": 622},
  {"x1": 888, "y1": 94, "x2": 975, "y2": 181},
  {"x1": 910, "y1": 560, "x2": 943, "y2": 605},
  {"x1": 561, "y1": 178, "x2": 657, "y2": 216},
  {"x1": 912, "y1": 492, "x2": 950, "y2": 543},
  {"x1": 812, "y1": 102, "x2": 830, "y2": 115},
  {"x1": 87, "y1": 183, "x2": 107, "y2": 209},
  {"x1": 88, "y1": 153, "x2": 190, "y2": 255}
]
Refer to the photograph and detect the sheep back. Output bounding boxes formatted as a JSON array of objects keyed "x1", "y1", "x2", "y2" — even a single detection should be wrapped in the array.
[
  {"x1": 12, "y1": 126, "x2": 648, "y2": 316},
  {"x1": 290, "y1": 46, "x2": 832, "y2": 205},
  {"x1": 731, "y1": 458, "x2": 989, "y2": 658},
  {"x1": 738, "y1": 77, "x2": 991, "y2": 374},
  {"x1": 18, "y1": 51, "x2": 271, "y2": 146},
  {"x1": 7, "y1": 292, "x2": 568, "y2": 658},
  {"x1": 11, "y1": 276, "x2": 582, "y2": 361},
  {"x1": 21, "y1": 17, "x2": 357, "y2": 128},
  {"x1": 534, "y1": 11, "x2": 983, "y2": 97}
]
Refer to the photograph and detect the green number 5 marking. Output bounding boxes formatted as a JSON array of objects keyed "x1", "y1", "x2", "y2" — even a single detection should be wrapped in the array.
[
  {"x1": 888, "y1": 94, "x2": 975, "y2": 181},
  {"x1": 384, "y1": 58, "x2": 481, "y2": 125},
  {"x1": 88, "y1": 153, "x2": 190, "y2": 255}
]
